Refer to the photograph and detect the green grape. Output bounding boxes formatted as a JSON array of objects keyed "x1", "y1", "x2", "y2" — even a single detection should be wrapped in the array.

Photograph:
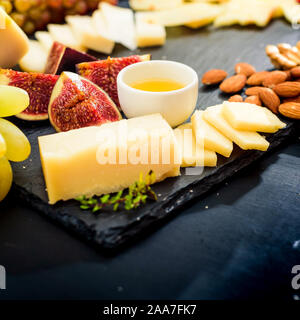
[
  {"x1": 0, "y1": 132, "x2": 6, "y2": 158},
  {"x1": 0, "y1": 85, "x2": 30, "y2": 117},
  {"x1": 14, "y1": 0, "x2": 32, "y2": 13},
  {"x1": 0, "y1": 156, "x2": 12, "y2": 202},
  {"x1": 0, "y1": 118, "x2": 31, "y2": 162}
]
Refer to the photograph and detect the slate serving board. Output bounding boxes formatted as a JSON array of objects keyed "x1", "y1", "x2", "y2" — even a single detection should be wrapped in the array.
[{"x1": 9, "y1": 16, "x2": 300, "y2": 250}]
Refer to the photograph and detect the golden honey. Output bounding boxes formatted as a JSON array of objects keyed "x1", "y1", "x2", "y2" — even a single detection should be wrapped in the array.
[{"x1": 130, "y1": 79, "x2": 184, "y2": 92}]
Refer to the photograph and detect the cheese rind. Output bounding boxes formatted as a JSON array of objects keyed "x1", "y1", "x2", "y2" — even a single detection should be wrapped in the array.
[
  {"x1": 174, "y1": 123, "x2": 217, "y2": 167},
  {"x1": 67, "y1": 14, "x2": 115, "y2": 54},
  {"x1": 0, "y1": 7, "x2": 29, "y2": 68},
  {"x1": 39, "y1": 114, "x2": 181, "y2": 204},
  {"x1": 191, "y1": 110, "x2": 233, "y2": 157},
  {"x1": 223, "y1": 101, "x2": 286, "y2": 133},
  {"x1": 204, "y1": 105, "x2": 270, "y2": 151}
]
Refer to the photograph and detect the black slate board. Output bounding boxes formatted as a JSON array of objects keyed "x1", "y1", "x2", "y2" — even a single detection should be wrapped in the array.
[{"x1": 10, "y1": 18, "x2": 300, "y2": 250}]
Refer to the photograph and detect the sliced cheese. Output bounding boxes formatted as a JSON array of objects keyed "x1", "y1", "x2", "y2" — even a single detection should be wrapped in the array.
[
  {"x1": 35, "y1": 31, "x2": 54, "y2": 52},
  {"x1": 99, "y1": 3, "x2": 137, "y2": 51},
  {"x1": 223, "y1": 102, "x2": 286, "y2": 133},
  {"x1": 67, "y1": 14, "x2": 115, "y2": 54},
  {"x1": 39, "y1": 114, "x2": 181, "y2": 204},
  {"x1": 214, "y1": 0, "x2": 278, "y2": 27},
  {"x1": 281, "y1": 0, "x2": 300, "y2": 24},
  {"x1": 204, "y1": 105, "x2": 269, "y2": 151},
  {"x1": 143, "y1": 3, "x2": 223, "y2": 27},
  {"x1": 191, "y1": 110, "x2": 233, "y2": 157},
  {"x1": 129, "y1": 0, "x2": 183, "y2": 11},
  {"x1": 19, "y1": 40, "x2": 47, "y2": 73},
  {"x1": 47, "y1": 24, "x2": 86, "y2": 52},
  {"x1": 174, "y1": 123, "x2": 217, "y2": 167},
  {"x1": 135, "y1": 12, "x2": 166, "y2": 47},
  {"x1": 0, "y1": 7, "x2": 29, "y2": 68}
]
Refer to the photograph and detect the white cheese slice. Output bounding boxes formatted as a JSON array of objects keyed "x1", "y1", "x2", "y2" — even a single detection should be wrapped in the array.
[
  {"x1": 99, "y1": 3, "x2": 137, "y2": 51},
  {"x1": 0, "y1": 7, "x2": 29, "y2": 68},
  {"x1": 129, "y1": 0, "x2": 183, "y2": 11},
  {"x1": 19, "y1": 40, "x2": 47, "y2": 73},
  {"x1": 135, "y1": 12, "x2": 166, "y2": 47},
  {"x1": 204, "y1": 105, "x2": 270, "y2": 151},
  {"x1": 35, "y1": 31, "x2": 54, "y2": 52},
  {"x1": 47, "y1": 24, "x2": 86, "y2": 52},
  {"x1": 67, "y1": 14, "x2": 115, "y2": 54},
  {"x1": 39, "y1": 114, "x2": 181, "y2": 204}
]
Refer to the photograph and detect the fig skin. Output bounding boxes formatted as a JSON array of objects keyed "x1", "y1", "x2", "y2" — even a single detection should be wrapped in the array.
[{"x1": 48, "y1": 72, "x2": 122, "y2": 132}]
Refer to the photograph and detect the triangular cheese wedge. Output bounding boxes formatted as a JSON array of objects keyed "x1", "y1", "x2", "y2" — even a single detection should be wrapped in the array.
[
  {"x1": 223, "y1": 101, "x2": 286, "y2": 133},
  {"x1": 35, "y1": 31, "x2": 53, "y2": 52},
  {"x1": 191, "y1": 110, "x2": 233, "y2": 157},
  {"x1": 204, "y1": 105, "x2": 269, "y2": 151},
  {"x1": 174, "y1": 123, "x2": 217, "y2": 167},
  {"x1": 129, "y1": 0, "x2": 183, "y2": 11},
  {"x1": 19, "y1": 40, "x2": 47, "y2": 73}
]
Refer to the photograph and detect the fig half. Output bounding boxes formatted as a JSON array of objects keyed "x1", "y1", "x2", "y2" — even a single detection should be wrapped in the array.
[{"x1": 49, "y1": 72, "x2": 122, "y2": 132}]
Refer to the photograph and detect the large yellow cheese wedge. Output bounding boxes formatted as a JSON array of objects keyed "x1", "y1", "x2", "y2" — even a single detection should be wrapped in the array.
[
  {"x1": 223, "y1": 102, "x2": 286, "y2": 133},
  {"x1": 39, "y1": 114, "x2": 181, "y2": 204},
  {"x1": 47, "y1": 24, "x2": 86, "y2": 52},
  {"x1": 191, "y1": 110, "x2": 233, "y2": 158},
  {"x1": 174, "y1": 123, "x2": 217, "y2": 167},
  {"x1": 143, "y1": 3, "x2": 223, "y2": 27},
  {"x1": 67, "y1": 14, "x2": 115, "y2": 54},
  {"x1": 204, "y1": 105, "x2": 270, "y2": 151},
  {"x1": 0, "y1": 7, "x2": 29, "y2": 68},
  {"x1": 135, "y1": 12, "x2": 166, "y2": 47}
]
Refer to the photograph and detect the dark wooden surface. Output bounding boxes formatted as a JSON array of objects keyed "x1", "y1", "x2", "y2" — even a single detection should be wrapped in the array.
[{"x1": 0, "y1": 13, "x2": 300, "y2": 299}]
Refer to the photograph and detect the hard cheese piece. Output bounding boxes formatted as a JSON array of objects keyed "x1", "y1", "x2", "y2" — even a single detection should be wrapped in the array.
[
  {"x1": 214, "y1": 0, "x2": 278, "y2": 27},
  {"x1": 204, "y1": 105, "x2": 269, "y2": 151},
  {"x1": 99, "y1": 3, "x2": 137, "y2": 51},
  {"x1": 0, "y1": 7, "x2": 29, "y2": 68},
  {"x1": 174, "y1": 123, "x2": 217, "y2": 167},
  {"x1": 67, "y1": 15, "x2": 114, "y2": 54},
  {"x1": 135, "y1": 12, "x2": 166, "y2": 47},
  {"x1": 223, "y1": 102, "x2": 286, "y2": 133},
  {"x1": 19, "y1": 40, "x2": 47, "y2": 73},
  {"x1": 129, "y1": 0, "x2": 183, "y2": 11},
  {"x1": 39, "y1": 114, "x2": 181, "y2": 204},
  {"x1": 35, "y1": 31, "x2": 54, "y2": 52},
  {"x1": 47, "y1": 24, "x2": 86, "y2": 52},
  {"x1": 281, "y1": 0, "x2": 300, "y2": 24},
  {"x1": 143, "y1": 3, "x2": 223, "y2": 27},
  {"x1": 191, "y1": 110, "x2": 233, "y2": 157}
]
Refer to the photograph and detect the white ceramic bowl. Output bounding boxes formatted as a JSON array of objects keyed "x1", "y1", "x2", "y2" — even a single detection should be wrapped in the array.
[{"x1": 117, "y1": 60, "x2": 198, "y2": 127}]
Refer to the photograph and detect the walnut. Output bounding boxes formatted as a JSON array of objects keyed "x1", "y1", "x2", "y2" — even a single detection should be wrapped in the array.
[{"x1": 266, "y1": 43, "x2": 300, "y2": 70}]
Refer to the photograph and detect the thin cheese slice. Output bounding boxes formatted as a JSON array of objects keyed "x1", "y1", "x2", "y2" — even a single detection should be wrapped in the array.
[
  {"x1": 204, "y1": 105, "x2": 269, "y2": 151},
  {"x1": 174, "y1": 123, "x2": 217, "y2": 167},
  {"x1": 35, "y1": 31, "x2": 54, "y2": 52},
  {"x1": 99, "y1": 3, "x2": 137, "y2": 51},
  {"x1": 47, "y1": 24, "x2": 86, "y2": 52},
  {"x1": 281, "y1": 0, "x2": 300, "y2": 24},
  {"x1": 67, "y1": 14, "x2": 115, "y2": 54},
  {"x1": 129, "y1": 0, "x2": 183, "y2": 11},
  {"x1": 19, "y1": 40, "x2": 47, "y2": 73},
  {"x1": 223, "y1": 102, "x2": 286, "y2": 133},
  {"x1": 0, "y1": 7, "x2": 29, "y2": 68},
  {"x1": 143, "y1": 3, "x2": 223, "y2": 27},
  {"x1": 135, "y1": 12, "x2": 166, "y2": 47},
  {"x1": 191, "y1": 110, "x2": 233, "y2": 157},
  {"x1": 39, "y1": 114, "x2": 181, "y2": 204}
]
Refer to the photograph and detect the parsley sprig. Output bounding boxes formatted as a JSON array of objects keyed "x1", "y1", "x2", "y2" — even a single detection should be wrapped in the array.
[{"x1": 75, "y1": 171, "x2": 157, "y2": 213}]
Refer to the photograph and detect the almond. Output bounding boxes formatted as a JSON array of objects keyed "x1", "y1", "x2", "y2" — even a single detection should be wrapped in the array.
[
  {"x1": 235, "y1": 62, "x2": 256, "y2": 77},
  {"x1": 283, "y1": 70, "x2": 292, "y2": 81},
  {"x1": 258, "y1": 88, "x2": 280, "y2": 113},
  {"x1": 273, "y1": 81, "x2": 300, "y2": 97},
  {"x1": 283, "y1": 96, "x2": 300, "y2": 103},
  {"x1": 228, "y1": 94, "x2": 243, "y2": 102},
  {"x1": 245, "y1": 86, "x2": 263, "y2": 96},
  {"x1": 291, "y1": 66, "x2": 300, "y2": 78},
  {"x1": 262, "y1": 71, "x2": 287, "y2": 88},
  {"x1": 278, "y1": 102, "x2": 300, "y2": 119},
  {"x1": 202, "y1": 69, "x2": 228, "y2": 85},
  {"x1": 246, "y1": 71, "x2": 269, "y2": 86},
  {"x1": 220, "y1": 74, "x2": 247, "y2": 93},
  {"x1": 244, "y1": 95, "x2": 261, "y2": 106}
]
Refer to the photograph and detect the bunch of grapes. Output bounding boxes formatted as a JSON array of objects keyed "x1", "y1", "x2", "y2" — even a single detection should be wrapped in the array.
[
  {"x1": 0, "y1": 85, "x2": 31, "y2": 202},
  {"x1": 0, "y1": 0, "x2": 115, "y2": 34}
]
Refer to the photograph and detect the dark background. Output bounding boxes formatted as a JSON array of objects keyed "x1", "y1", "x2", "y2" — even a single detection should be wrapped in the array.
[{"x1": 0, "y1": 1, "x2": 300, "y2": 300}]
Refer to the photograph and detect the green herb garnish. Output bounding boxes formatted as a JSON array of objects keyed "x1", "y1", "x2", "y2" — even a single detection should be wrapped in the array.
[{"x1": 75, "y1": 171, "x2": 157, "y2": 213}]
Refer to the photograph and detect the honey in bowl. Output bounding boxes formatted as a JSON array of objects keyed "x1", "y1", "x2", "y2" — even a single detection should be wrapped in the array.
[{"x1": 130, "y1": 79, "x2": 185, "y2": 92}]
